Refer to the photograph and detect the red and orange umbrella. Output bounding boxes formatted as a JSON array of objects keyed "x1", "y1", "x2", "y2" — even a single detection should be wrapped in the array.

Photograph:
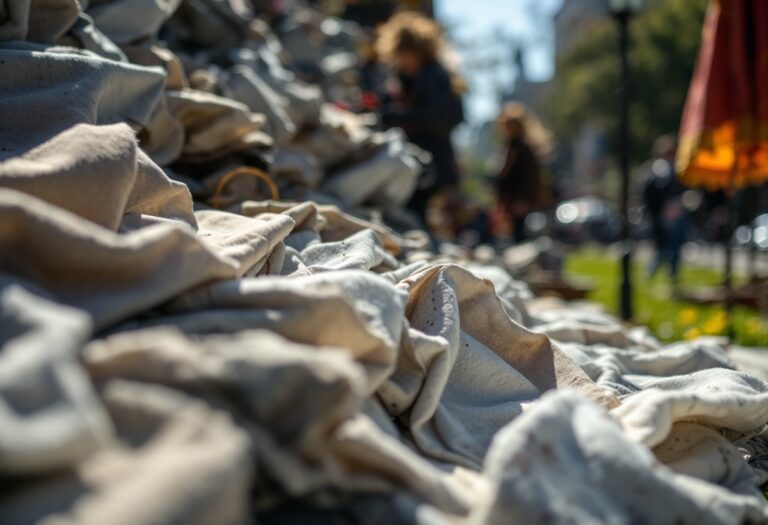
[
  {"x1": 677, "y1": 0, "x2": 768, "y2": 190},
  {"x1": 676, "y1": 0, "x2": 768, "y2": 338}
]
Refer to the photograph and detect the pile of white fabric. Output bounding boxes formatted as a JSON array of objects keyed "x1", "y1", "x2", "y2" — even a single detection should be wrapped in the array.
[{"x1": 1, "y1": 1, "x2": 767, "y2": 524}]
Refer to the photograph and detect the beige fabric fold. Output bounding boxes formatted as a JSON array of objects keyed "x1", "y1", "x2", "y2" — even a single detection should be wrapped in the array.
[
  {"x1": 84, "y1": 328, "x2": 366, "y2": 498},
  {"x1": 235, "y1": 200, "x2": 404, "y2": 256},
  {"x1": 123, "y1": 145, "x2": 197, "y2": 225},
  {"x1": 142, "y1": 271, "x2": 407, "y2": 393},
  {"x1": 0, "y1": 44, "x2": 166, "y2": 158},
  {"x1": 122, "y1": 45, "x2": 188, "y2": 90},
  {"x1": 83, "y1": 327, "x2": 475, "y2": 515},
  {"x1": 86, "y1": 0, "x2": 181, "y2": 45},
  {"x1": 730, "y1": 346, "x2": 768, "y2": 382},
  {"x1": 474, "y1": 391, "x2": 768, "y2": 525},
  {"x1": 0, "y1": 123, "x2": 138, "y2": 229},
  {"x1": 164, "y1": 89, "x2": 272, "y2": 162},
  {"x1": 292, "y1": 104, "x2": 371, "y2": 167},
  {"x1": 0, "y1": 380, "x2": 252, "y2": 525},
  {"x1": 0, "y1": 0, "x2": 79, "y2": 43},
  {"x1": 58, "y1": 13, "x2": 127, "y2": 60},
  {"x1": 0, "y1": 275, "x2": 111, "y2": 475},
  {"x1": 194, "y1": 209, "x2": 294, "y2": 276},
  {"x1": 529, "y1": 297, "x2": 662, "y2": 351},
  {"x1": 121, "y1": 46, "x2": 190, "y2": 165},
  {"x1": 136, "y1": 97, "x2": 186, "y2": 167},
  {"x1": 0, "y1": 189, "x2": 237, "y2": 328},
  {"x1": 379, "y1": 264, "x2": 617, "y2": 469},
  {"x1": 556, "y1": 337, "x2": 734, "y2": 395},
  {"x1": 614, "y1": 368, "x2": 768, "y2": 448},
  {"x1": 0, "y1": 123, "x2": 195, "y2": 230},
  {"x1": 222, "y1": 65, "x2": 298, "y2": 146},
  {"x1": 321, "y1": 130, "x2": 421, "y2": 208},
  {"x1": 653, "y1": 422, "x2": 759, "y2": 491},
  {"x1": 294, "y1": 229, "x2": 397, "y2": 273},
  {"x1": 464, "y1": 263, "x2": 532, "y2": 325}
]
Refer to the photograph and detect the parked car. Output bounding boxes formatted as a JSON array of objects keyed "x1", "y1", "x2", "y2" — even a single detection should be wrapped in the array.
[
  {"x1": 735, "y1": 213, "x2": 768, "y2": 252},
  {"x1": 550, "y1": 197, "x2": 623, "y2": 244}
]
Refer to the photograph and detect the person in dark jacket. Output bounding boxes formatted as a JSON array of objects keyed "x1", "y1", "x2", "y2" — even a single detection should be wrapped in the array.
[
  {"x1": 495, "y1": 103, "x2": 551, "y2": 242},
  {"x1": 375, "y1": 11, "x2": 464, "y2": 224},
  {"x1": 642, "y1": 134, "x2": 687, "y2": 283}
]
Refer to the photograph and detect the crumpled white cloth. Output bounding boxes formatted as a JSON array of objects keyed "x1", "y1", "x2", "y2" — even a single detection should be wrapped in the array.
[
  {"x1": 0, "y1": 380, "x2": 253, "y2": 525},
  {"x1": 0, "y1": 42, "x2": 166, "y2": 143},
  {"x1": 86, "y1": 0, "x2": 182, "y2": 45},
  {"x1": 0, "y1": 276, "x2": 110, "y2": 475},
  {"x1": 321, "y1": 129, "x2": 421, "y2": 208},
  {"x1": 0, "y1": 0, "x2": 79, "y2": 43},
  {"x1": 475, "y1": 391, "x2": 768, "y2": 525}
]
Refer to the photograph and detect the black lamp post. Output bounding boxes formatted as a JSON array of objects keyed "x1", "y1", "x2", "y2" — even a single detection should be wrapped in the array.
[{"x1": 609, "y1": 0, "x2": 642, "y2": 321}]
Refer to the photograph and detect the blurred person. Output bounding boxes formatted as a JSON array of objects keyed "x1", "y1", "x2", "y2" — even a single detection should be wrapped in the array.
[
  {"x1": 375, "y1": 11, "x2": 465, "y2": 224},
  {"x1": 357, "y1": 28, "x2": 387, "y2": 111},
  {"x1": 494, "y1": 103, "x2": 553, "y2": 242},
  {"x1": 642, "y1": 134, "x2": 687, "y2": 285}
]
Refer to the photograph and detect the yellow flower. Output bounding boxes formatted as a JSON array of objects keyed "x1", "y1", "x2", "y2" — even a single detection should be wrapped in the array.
[
  {"x1": 703, "y1": 313, "x2": 727, "y2": 335},
  {"x1": 684, "y1": 327, "x2": 701, "y2": 340},
  {"x1": 711, "y1": 310, "x2": 727, "y2": 321},
  {"x1": 677, "y1": 308, "x2": 698, "y2": 326},
  {"x1": 746, "y1": 318, "x2": 766, "y2": 335}
]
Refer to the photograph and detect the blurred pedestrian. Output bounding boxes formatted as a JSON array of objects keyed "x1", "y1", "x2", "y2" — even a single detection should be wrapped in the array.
[
  {"x1": 375, "y1": 11, "x2": 464, "y2": 224},
  {"x1": 642, "y1": 134, "x2": 687, "y2": 285},
  {"x1": 494, "y1": 103, "x2": 552, "y2": 242}
]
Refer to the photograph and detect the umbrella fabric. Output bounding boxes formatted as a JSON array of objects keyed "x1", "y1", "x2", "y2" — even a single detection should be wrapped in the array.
[{"x1": 677, "y1": 0, "x2": 768, "y2": 189}]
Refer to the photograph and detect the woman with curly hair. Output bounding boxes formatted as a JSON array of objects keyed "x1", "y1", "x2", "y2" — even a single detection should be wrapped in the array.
[
  {"x1": 495, "y1": 102, "x2": 553, "y2": 242},
  {"x1": 376, "y1": 11, "x2": 465, "y2": 224}
]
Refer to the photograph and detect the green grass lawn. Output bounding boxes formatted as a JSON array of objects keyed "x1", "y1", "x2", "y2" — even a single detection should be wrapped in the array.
[{"x1": 563, "y1": 247, "x2": 768, "y2": 347}]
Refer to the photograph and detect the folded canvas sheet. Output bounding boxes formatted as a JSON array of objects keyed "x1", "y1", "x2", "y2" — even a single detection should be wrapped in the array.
[
  {"x1": 0, "y1": 276, "x2": 109, "y2": 475},
  {"x1": 475, "y1": 391, "x2": 768, "y2": 525},
  {"x1": 82, "y1": 328, "x2": 476, "y2": 513},
  {"x1": 222, "y1": 65, "x2": 298, "y2": 146},
  {"x1": 321, "y1": 130, "x2": 421, "y2": 208},
  {"x1": 0, "y1": 44, "x2": 166, "y2": 154},
  {"x1": 0, "y1": 0, "x2": 79, "y2": 43},
  {"x1": 381, "y1": 264, "x2": 617, "y2": 469},
  {"x1": 130, "y1": 262, "x2": 615, "y2": 472},
  {"x1": 557, "y1": 337, "x2": 734, "y2": 396},
  {"x1": 0, "y1": 123, "x2": 195, "y2": 230},
  {"x1": 164, "y1": 89, "x2": 272, "y2": 162},
  {"x1": 234, "y1": 200, "x2": 406, "y2": 255},
  {"x1": 0, "y1": 380, "x2": 253, "y2": 525},
  {"x1": 86, "y1": 0, "x2": 182, "y2": 45},
  {"x1": 194, "y1": 209, "x2": 294, "y2": 276},
  {"x1": 139, "y1": 270, "x2": 407, "y2": 394},
  {"x1": 0, "y1": 189, "x2": 238, "y2": 328}
]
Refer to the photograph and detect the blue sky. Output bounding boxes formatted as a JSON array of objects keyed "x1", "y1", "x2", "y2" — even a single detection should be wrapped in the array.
[{"x1": 435, "y1": 0, "x2": 564, "y2": 123}]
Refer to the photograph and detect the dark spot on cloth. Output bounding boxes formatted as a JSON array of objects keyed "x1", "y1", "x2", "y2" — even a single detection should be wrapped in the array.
[{"x1": 539, "y1": 442, "x2": 556, "y2": 463}]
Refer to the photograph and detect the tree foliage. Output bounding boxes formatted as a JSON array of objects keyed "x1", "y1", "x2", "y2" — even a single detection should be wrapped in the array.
[{"x1": 545, "y1": 0, "x2": 708, "y2": 165}]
